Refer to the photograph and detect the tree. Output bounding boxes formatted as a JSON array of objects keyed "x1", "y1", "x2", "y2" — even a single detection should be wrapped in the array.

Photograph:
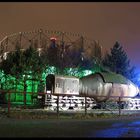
[
  {"x1": 1, "y1": 46, "x2": 23, "y2": 76},
  {"x1": 102, "y1": 41, "x2": 138, "y2": 84},
  {"x1": 0, "y1": 43, "x2": 46, "y2": 97},
  {"x1": 45, "y1": 44, "x2": 60, "y2": 68},
  {"x1": 0, "y1": 44, "x2": 45, "y2": 79},
  {"x1": 0, "y1": 43, "x2": 48, "y2": 106}
]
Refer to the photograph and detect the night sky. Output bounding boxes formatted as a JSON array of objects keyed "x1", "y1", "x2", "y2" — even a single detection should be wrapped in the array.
[{"x1": 0, "y1": 2, "x2": 140, "y2": 73}]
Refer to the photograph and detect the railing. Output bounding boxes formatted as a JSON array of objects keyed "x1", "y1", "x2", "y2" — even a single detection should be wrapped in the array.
[{"x1": 0, "y1": 89, "x2": 140, "y2": 118}]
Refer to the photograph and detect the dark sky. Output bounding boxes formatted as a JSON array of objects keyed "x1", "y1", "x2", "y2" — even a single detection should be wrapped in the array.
[{"x1": 0, "y1": 2, "x2": 140, "y2": 72}]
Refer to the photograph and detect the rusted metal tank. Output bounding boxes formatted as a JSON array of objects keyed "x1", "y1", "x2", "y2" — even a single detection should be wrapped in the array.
[{"x1": 79, "y1": 72, "x2": 139, "y2": 102}]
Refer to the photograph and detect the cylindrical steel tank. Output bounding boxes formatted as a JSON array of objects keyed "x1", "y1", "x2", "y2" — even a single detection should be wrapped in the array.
[{"x1": 79, "y1": 72, "x2": 139, "y2": 102}]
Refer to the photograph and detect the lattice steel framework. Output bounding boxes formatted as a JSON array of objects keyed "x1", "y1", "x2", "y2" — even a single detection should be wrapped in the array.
[{"x1": 0, "y1": 28, "x2": 102, "y2": 62}]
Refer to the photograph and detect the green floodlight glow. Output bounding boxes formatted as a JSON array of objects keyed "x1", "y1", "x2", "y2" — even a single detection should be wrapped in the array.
[
  {"x1": 0, "y1": 64, "x2": 99, "y2": 106},
  {"x1": 82, "y1": 70, "x2": 93, "y2": 76},
  {"x1": 1, "y1": 77, "x2": 5, "y2": 83},
  {"x1": 64, "y1": 67, "x2": 95, "y2": 78},
  {"x1": 0, "y1": 70, "x2": 6, "y2": 83},
  {"x1": 42, "y1": 66, "x2": 57, "y2": 81},
  {"x1": 0, "y1": 69, "x2": 40, "y2": 105},
  {"x1": 64, "y1": 68, "x2": 80, "y2": 77}
]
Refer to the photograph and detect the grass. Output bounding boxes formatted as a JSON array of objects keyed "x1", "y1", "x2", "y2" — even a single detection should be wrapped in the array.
[{"x1": 6, "y1": 109, "x2": 119, "y2": 120}]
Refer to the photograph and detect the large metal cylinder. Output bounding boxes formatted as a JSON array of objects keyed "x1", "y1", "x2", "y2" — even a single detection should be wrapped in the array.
[{"x1": 79, "y1": 72, "x2": 139, "y2": 102}]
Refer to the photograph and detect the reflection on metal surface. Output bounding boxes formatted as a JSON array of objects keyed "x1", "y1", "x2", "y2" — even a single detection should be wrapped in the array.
[{"x1": 79, "y1": 72, "x2": 139, "y2": 102}]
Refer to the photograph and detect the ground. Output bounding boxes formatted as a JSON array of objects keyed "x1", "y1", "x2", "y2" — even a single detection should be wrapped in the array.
[{"x1": 0, "y1": 114, "x2": 140, "y2": 138}]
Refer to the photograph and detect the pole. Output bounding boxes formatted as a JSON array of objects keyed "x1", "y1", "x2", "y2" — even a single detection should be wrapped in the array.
[
  {"x1": 61, "y1": 32, "x2": 65, "y2": 73},
  {"x1": 24, "y1": 91, "x2": 26, "y2": 109},
  {"x1": 57, "y1": 95, "x2": 59, "y2": 118},
  {"x1": 119, "y1": 97, "x2": 121, "y2": 116},
  {"x1": 7, "y1": 92, "x2": 11, "y2": 117},
  {"x1": 19, "y1": 32, "x2": 22, "y2": 48},
  {"x1": 85, "y1": 96, "x2": 87, "y2": 117},
  {"x1": 39, "y1": 29, "x2": 42, "y2": 48},
  {"x1": 6, "y1": 36, "x2": 8, "y2": 52},
  {"x1": 24, "y1": 79, "x2": 26, "y2": 109}
]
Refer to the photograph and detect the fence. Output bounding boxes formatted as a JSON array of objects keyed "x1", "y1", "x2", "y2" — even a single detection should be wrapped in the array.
[{"x1": 0, "y1": 89, "x2": 140, "y2": 118}]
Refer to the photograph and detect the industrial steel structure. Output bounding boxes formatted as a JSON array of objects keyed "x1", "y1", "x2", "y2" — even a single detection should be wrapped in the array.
[
  {"x1": 0, "y1": 29, "x2": 140, "y2": 113},
  {"x1": 0, "y1": 28, "x2": 102, "y2": 62}
]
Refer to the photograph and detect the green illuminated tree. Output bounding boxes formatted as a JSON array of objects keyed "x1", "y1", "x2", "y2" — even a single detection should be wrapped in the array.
[
  {"x1": 23, "y1": 46, "x2": 45, "y2": 77},
  {"x1": 0, "y1": 43, "x2": 47, "y2": 105},
  {"x1": 0, "y1": 44, "x2": 45, "y2": 79},
  {"x1": 0, "y1": 43, "x2": 46, "y2": 93}
]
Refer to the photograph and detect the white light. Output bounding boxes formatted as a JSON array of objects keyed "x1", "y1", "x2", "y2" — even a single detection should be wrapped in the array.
[
  {"x1": 83, "y1": 70, "x2": 92, "y2": 76},
  {"x1": 47, "y1": 90, "x2": 51, "y2": 93},
  {"x1": 50, "y1": 37, "x2": 57, "y2": 41},
  {"x1": 129, "y1": 82, "x2": 139, "y2": 97}
]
